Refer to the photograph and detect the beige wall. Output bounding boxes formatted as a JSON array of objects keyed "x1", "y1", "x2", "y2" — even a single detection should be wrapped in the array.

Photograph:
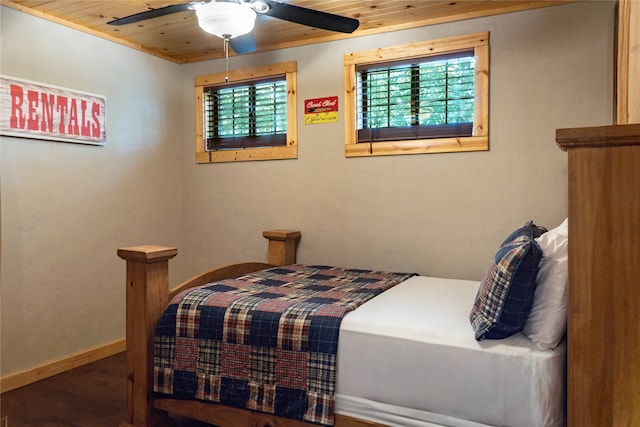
[
  {"x1": 0, "y1": 7, "x2": 183, "y2": 377},
  {"x1": 0, "y1": 1, "x2": 615, "y2": 379},
  {"x1": 178, "y1": 1, "x2": 615, "y2": 280}
]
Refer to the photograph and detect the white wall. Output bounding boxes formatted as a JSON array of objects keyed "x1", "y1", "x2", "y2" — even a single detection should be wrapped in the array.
[
  {"x1": 0, "y1": 0, "x2": 615, "y2": 379},
  {"x1": 0, "y1": 7, "x2": 183, "y2": 377},
  {"x1": 178, "y1": 1, "x2": 614, "y2": 280}
]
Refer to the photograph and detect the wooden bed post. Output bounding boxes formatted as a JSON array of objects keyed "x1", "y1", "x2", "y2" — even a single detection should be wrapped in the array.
[
  {"x1": 117, "y1": 245, "x2": 178, "y2": 427},
  {"x1": 556, "y1": 124, "x2": 640, "y2": 426},
  {"x1": 263, "y1": 230, "x2": 301, "y2": 266}
]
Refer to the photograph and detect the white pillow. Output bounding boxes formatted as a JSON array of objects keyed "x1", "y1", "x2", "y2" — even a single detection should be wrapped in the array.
[{"x1": 523, "y1": 218, "x2": 568, "y2": 350}]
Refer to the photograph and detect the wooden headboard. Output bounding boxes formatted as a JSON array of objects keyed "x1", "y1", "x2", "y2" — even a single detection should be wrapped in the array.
[{"x1": 556, "y1": 123, "x2": 640, "y2": 426}]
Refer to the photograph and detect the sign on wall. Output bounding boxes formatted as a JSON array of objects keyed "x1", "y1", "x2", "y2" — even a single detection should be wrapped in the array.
[
  {"x1": 304, "y1": 96, "x2": 338, "y2": 125},
  {"x1": 0, "y1": 76, "x2": 106, "y2": 145}
]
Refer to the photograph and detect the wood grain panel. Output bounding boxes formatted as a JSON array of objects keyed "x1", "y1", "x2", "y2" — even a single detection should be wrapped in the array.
[
  {"x1": 557, "y1": 124, "x2": 640, "y2": 427},
  {"x1": 2, "y1": 0, "x2": 576, "y2": 63},
  {"x1": 616, "y1": 0, "x2": 640, "y2": 124}
]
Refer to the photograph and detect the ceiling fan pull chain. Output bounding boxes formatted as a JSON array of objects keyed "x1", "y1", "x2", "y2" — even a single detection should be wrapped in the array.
[{"x1": 224, "y1": 36, "x2": 230, "y2": 83}]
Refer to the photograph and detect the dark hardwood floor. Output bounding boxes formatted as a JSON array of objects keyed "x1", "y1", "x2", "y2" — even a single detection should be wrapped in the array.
[{"x1": 0, "y1": 352, "x2": 214, "y2": 427}]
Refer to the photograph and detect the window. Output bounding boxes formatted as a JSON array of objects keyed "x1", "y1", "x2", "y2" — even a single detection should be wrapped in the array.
[
  {"x1": 344, "y1": 33, "x2": 489, "y2": 157},
  {"x1": 195, "y1": 61, "x2": 297, "y2": 163}
]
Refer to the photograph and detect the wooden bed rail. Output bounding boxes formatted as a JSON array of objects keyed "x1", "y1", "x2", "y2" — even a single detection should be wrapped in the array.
[{"x1": 117, "y1": 230, "x2": 301, "y2": 427}]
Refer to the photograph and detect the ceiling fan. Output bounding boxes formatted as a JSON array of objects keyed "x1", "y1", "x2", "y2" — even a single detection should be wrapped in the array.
[{"x1": 107, "y1": 0, "x2": 360, "y2": 54}]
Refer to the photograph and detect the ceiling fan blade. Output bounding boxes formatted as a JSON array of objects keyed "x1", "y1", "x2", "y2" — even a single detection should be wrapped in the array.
[
  {"x1": 256, "y1": 0, "x2": 359, "y2": 33},
  {"x1": 107, "y1": 2, "x2": 199, "y2": 26},
  {"x1": 229, "y1": 33, "x2": 257, "y2": 54}
]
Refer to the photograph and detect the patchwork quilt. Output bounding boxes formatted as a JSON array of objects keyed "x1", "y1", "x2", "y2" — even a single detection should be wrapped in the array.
[{"x1": 153, "y1": 264, "x2": 415, "y2": 426}]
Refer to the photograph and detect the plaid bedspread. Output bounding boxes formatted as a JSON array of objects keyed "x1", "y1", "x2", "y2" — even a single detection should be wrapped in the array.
[{"x1": 153, "y1": 264, "x2": 415, "y2": 426}]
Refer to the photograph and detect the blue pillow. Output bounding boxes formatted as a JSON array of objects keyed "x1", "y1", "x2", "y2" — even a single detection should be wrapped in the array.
[{"x1": 470, "y1": 221, "x2": 547, "y2": 340}]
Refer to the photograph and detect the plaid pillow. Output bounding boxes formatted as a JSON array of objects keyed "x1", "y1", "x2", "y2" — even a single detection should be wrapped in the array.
[{"x1": 470, "y1": 221, "x2": 547, "y2": 340}]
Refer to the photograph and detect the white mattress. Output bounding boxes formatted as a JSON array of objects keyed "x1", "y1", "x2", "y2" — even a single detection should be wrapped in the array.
[{"x1": 335, "y1": 276, "x2": 566, "y2": 427}]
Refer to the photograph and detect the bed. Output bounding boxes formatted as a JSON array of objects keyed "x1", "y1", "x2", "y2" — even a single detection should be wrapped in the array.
[{"x1": 117, "y1": 226, "x2": 567, "y2": 427}]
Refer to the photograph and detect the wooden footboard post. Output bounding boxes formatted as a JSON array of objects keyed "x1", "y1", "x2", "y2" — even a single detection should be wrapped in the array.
[
  {"x1": 117, "y1": 245, "x2": 178, "y2": 427},
  {"x1": 263, "y1": 230, "x2": 301, "y2": 266}
]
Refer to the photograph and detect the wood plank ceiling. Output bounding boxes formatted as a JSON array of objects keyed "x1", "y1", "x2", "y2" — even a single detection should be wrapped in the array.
[{"x1": 2, "y1": 0, "x2": 576, "y2": 63}]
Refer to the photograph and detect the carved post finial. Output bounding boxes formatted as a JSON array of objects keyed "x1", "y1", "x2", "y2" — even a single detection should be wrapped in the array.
[{"x1": 262, "y1": 230, "x2": 301, "y2": 266}]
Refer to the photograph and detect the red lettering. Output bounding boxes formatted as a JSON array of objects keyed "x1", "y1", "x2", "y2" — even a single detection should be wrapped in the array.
[
  {"x1": 40, "y1": 93, "x2": 55, "y2": 133},
  {"x1": 91, "y1": 102, "x2": 101, "y2": 138},
  {"x1": 68, "y1": 99, "x2": 79, "y2": 135},
  {"x1": 57, "y1": 96, "x2": 68, "y2": 133},
  {"x1": 5, "y1": 80, "x2": 103, "y2": 141},
  {"x1": 9, "y1": 84, "x2": 26, "y2": 129},
  {"x1": 80, "y1": 100, "x2": 91, "y2": 137},
  {"x1": 27, "y1": 90, "x2": 40, "y2": 131}
]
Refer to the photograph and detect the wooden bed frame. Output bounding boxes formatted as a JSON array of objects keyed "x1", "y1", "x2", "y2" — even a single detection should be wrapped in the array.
[
  {"x1": 118, "y1": 123, "x2": 640, "y2": 427},
  {"x1": 117, "y1": 230, "x2": 378, "y2": 427}
]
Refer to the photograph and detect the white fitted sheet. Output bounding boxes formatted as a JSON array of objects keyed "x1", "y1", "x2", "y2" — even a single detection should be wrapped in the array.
[{"x1": 335, "y1": 276, "x2": 566, "y2": 427}]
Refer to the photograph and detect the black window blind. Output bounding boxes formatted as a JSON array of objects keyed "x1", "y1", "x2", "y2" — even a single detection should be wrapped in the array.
[
  {"x1": 356, "y1": 50, "x2": 476, "y2": 143},
  {"x1": 205, "y1": 78, "x2": 287, "y2": 150}
]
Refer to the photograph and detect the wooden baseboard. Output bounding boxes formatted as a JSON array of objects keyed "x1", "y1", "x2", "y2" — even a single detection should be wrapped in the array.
[{"x1": 0, "y1": 339, "x2": 125, "y2": 393}]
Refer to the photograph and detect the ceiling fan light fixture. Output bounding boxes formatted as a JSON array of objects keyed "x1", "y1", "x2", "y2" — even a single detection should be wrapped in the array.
[{"x1": 196, "y1": 1, "x2": 256, "y2": 39}]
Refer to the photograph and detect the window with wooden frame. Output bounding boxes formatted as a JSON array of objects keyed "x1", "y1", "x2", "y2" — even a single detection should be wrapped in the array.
[
  {"x1": 343, "y1": 32, "x2": 489, "y2": 157},
  {"x1": 195, "y1": 61, "x2": 297, "y2": 163}
]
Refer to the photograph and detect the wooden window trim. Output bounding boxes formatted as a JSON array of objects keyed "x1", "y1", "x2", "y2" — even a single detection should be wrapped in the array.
[
  {"x1": 343, "y1": 32, "x2": 489, "y2": 157},
  {"x1": 195, "y1": 61, "x2": 297, "y2": 163}
]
